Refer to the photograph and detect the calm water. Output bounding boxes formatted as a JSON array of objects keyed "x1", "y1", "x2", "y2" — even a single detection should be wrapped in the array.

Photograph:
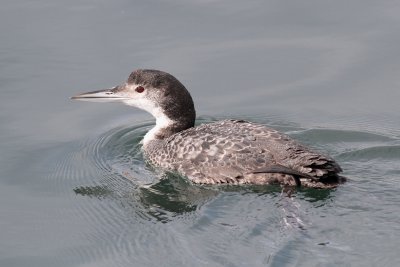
[{"x1": 1, "y1": 0, "x2": 400, "y2": 266}]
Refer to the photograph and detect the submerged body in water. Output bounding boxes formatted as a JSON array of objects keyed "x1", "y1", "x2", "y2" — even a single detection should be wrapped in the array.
[{"x1": 72, "y1": 69, "x2": 345, "y2": 188}]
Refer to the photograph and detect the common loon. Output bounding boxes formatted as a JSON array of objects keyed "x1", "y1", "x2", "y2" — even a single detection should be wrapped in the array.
[{"x1": 72, "y1": 69, "x2": 345, "y2": 188}]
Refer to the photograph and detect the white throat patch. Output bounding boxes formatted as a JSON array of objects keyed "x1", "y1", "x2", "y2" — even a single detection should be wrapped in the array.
[
  {"x1": 142, "y1": 114, "x2": 174, "y2": 146},
  {"x1": 121, "y1": 84, "x2": 175, "y2": 146}
]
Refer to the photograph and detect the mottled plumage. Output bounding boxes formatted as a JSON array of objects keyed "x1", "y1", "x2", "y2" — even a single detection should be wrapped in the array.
[
  {"x1": 144, "y1": 119, "x2": 344, "y2": 188},
  {"x1": 72, "y1": 69, "x2": 345, "y2": 188}
]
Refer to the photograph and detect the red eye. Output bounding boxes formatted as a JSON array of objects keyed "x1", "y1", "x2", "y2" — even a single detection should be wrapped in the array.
[{"x1": 135, "y1": 86, "x2": 144, "y2": 93}]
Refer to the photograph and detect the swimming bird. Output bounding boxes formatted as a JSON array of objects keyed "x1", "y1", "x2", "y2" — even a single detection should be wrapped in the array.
[{"x1": 72, "y1": 69, "x2": 345, "y2": 188}]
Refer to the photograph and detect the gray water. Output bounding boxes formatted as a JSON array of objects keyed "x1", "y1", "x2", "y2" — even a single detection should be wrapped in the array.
[{"x1": 1, "y1": 0, "x2": 400, "y2": 266}]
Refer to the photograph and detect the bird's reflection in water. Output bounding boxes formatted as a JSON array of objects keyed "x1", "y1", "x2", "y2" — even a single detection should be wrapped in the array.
[{"x1": 74, "y1": 170, "x2": 333, "y2": 225}]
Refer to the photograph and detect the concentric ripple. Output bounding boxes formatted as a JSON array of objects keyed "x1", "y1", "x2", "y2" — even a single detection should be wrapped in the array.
[
  {"x1": 68, "y1": 117, "x2": 347, "y2": 228},
  {"x1": 44, "y1": 116, "x2": 400, "y2": 266},
  {"x1": 71, "y1": 120, "x2": 221, "y2": 223},
  {"x1": 88, "y1": 121, "x2": 156, "y2": 185}
]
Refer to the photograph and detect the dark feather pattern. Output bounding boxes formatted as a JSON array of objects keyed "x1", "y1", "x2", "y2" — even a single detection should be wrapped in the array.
[{"x1": 144, "y1": 119, "x2": 345, "y2": 188}]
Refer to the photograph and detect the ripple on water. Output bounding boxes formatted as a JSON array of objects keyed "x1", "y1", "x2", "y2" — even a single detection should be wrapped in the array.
[
  {"x1": 47, "y1": 116, "x2": 400, "y2": 266},
  {"x1": 52, "y1": 120, "x2": 305, "y2": 264},
  {"x1": 289, "y1": 128, "x2": 395, "y2": 143},
  {"x1": 337, "y1": 145, "x2": 400, "y2": 161}
]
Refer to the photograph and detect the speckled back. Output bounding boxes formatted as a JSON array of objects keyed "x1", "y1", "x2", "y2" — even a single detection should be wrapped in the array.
[{"x1": 144, "y1": 120, "x2": 342, "y2": 186}]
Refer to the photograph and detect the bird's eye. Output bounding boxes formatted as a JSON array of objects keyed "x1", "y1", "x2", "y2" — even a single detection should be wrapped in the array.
[{"x1": 135, "y1": 86, "x2": 145, "y2": 93}]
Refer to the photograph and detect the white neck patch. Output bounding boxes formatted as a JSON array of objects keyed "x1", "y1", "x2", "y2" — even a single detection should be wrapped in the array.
[
  {"x1": 142, "y1": 113, "x2": 174, "y2": 146},
  {"x1": 121, "y1": 84, "x2": 175, "y2": 146}
]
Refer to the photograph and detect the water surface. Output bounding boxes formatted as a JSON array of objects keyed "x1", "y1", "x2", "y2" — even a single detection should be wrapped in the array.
[{"x1": 1, "y1": 1, "x2": 400, "y2": 266}]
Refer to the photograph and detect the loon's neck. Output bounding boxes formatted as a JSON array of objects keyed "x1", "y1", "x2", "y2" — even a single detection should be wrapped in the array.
[
  {"x1": 142, "y1": 114, "x2": 194, "y2": 147},
  {"x1": 143, "y1": 115, "x2": 174, "y2": 146}
]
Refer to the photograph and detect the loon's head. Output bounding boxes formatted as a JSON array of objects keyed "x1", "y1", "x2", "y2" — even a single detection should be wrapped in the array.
[{"x1": 72, "y1": 69, "x2": 196, "y2": 143}]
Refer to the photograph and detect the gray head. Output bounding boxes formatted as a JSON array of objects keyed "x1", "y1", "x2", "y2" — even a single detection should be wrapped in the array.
[{"x1": 72, "y1": 69, "x2": 196, "y2": 142}]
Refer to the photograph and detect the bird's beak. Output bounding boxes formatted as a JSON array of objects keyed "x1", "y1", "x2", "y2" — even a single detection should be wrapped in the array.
[{"x1": 71, "y1": 85, "x2": 130, "y2": 102}]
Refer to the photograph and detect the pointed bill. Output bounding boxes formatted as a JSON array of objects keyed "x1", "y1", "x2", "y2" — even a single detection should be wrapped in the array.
[{"x1": 71, "y1": 86, "x2": 130, "y2": 102}]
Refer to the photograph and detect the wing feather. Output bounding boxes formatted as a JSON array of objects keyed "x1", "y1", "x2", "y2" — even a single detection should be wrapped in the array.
[{"x1": 148, "y1": 120, "x2": 343, "y2": 186}]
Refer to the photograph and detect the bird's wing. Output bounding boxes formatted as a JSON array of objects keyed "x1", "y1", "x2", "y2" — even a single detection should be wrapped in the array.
[{"x1": 163, "y1": 120, "x2": 341, "y2": 184}]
